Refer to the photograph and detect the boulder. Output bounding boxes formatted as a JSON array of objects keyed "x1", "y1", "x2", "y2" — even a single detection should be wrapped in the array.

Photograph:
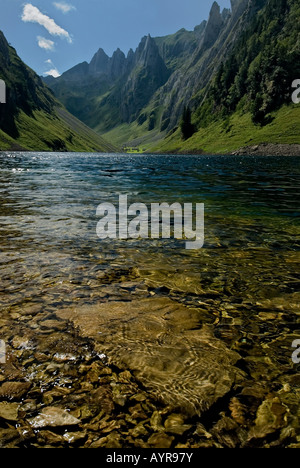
[
  {"x1": 29, "y1": 407, "x2": 80, "y2": 429},
  {"x1": 0, "y1": 402, "x2": 19, "y2": 421},
  {"x1": 58, "y1": 297, "x2": 244, "y2": 416}
]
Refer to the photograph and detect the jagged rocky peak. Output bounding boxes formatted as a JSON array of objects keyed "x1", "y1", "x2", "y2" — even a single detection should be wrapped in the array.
[
  {"x1": 62, "y1": 61, "x2": 89, "y2": 81},
  {"x1": 230, "y1": 0, "x2": 249, "y2": 19},
  {"x1": 230, "y1": 0, "x2": 242, "y2": 13},
  {"x1": 202, "y1": 1, "x2": 224, "y2": 48},
  {"x1": 88, "y1": 46, "x2": 127, "y2": 79},
  {"x1": 194, "y1": 20, "x2": 207, "y2": 37},
  {"x1": 89, "y1": 47, "x2": 109, "y2": 74},
  {"x1": 121, "y1": 34, "x2": 170, "y2": 123},
  {"x1": 222, "y1": 8, "x2": 231, "y2": 22},
  {"x1": 135, "y1": 34, "x2": 161, "y2": 65},
  {"x1": 109, "y1": 48, "x2": 126, "y2": 79},
  {"x1": 133, "y1": 34, "x2": 169, "y2": 85},
  {"x1": 127, "y1": 48, "x2": 134, "y2": 61},
  {"x1": 125, "y1": 48, "x2": 135, "y2": 74}
]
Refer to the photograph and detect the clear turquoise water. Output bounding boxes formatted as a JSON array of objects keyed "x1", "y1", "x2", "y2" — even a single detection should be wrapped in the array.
[{"x1": 0, "y1": 152, "x2": 299, "y2": 378}]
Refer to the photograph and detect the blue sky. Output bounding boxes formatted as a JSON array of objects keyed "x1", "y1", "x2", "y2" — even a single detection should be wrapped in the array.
[{"x1": 0, "y1": 0, "x2": 231, "y2": 77}]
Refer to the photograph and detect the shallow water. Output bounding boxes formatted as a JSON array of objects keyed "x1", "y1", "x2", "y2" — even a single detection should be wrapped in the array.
[{"x1": 0, "y1": 152, "x2": 300, "y2": 446}]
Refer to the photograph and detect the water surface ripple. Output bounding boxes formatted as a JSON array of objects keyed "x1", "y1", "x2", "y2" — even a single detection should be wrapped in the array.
[{"x1": 0, "y1": 152, "x2": 299, "y2": 446}]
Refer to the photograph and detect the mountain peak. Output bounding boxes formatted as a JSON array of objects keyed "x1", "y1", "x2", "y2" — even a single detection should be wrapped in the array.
[
  {"x1": 222, "y1": 8, "x2": 231, "y2": 22},
  {"x1": 230, "y1": 0, "x2": 249, "y2": 19},
  {"x1": 109, "y1": 48, "x2": 126, "y2": 80},
  {"x1": 0, "y1": 31, "x2": 11, "y2": 65},
  {"x1": 89, "y1": 48, "x2": 109, "y2": 75},
  {"x1": 127, "y1": 48, "x2": 134, "y2": 59},
  {"x1": 202, "y1": 1, "x2": 223, "y2": 48},
  {"x1": 230, "y1": 0, "x2": 241, "y2": 13},
  {"x1": 112, "y1": 48, "x2": 125, "y2": 56},
  {"x1": 62, "y1": 61, "x2": 89, "y2": 81},
  {"x1": 135, "y1": 34, "x2": 161, "y2": 66},
  {"x1": 194, "y1": 20, "x2": 207, "y2": 36}
]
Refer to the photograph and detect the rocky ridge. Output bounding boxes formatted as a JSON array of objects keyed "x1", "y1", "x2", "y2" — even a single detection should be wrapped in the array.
[{"x1": 46, "y1": 1, "x2": 253, "y2": 134}]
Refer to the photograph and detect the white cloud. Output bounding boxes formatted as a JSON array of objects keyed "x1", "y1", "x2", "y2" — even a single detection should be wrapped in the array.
[
  {"x1": 45, "y1": 68, "x2": 61, "y2": 78},
  {"x1": 53, "y1": 2, "x2": 76, "y2": 14},
  {"x1": 37, "y1": 36, "x2": 55, "y2": 51},
  {"x1": 44, "y1": 59, "x2": 61, "y2": 78},
  {"x1": 22, "y1": 3, "x2": 72, "y2": 43}
]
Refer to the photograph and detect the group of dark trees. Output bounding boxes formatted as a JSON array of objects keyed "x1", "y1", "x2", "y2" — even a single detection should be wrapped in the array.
[{"x1": 180, "y1": 106, "x2": 195, "y2": 140}]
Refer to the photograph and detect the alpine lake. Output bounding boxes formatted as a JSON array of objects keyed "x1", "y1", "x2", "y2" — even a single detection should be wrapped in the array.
[{"x1": 0, "y1": 152, "x2": 299, "y2": 448}]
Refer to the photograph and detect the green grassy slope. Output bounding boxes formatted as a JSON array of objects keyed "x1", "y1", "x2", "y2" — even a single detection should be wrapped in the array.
[
  {"x1": 0, "y1": 31, "x2": 117, "y2": 153},
  {"x1": 149, "y1": 104, "x2": 300, "y2": 154},
  {"x1": 101, "y1": 103, "x2": 300, "y2": 154},
  {"x1": 0, "y1": 106, "x2": 118, "y2": 152}
]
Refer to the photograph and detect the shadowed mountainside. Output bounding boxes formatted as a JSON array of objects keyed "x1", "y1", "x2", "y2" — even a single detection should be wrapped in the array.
[{"x1": 0, "y1": 31, "x2": 117, "y2": 152}]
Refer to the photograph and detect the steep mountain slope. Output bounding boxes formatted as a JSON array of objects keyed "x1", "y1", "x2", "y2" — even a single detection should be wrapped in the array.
[
  {"x1": 198, "y1": 0, "x2": 300, "y2": 124},
  {"x1": 0, "y1": 31, "x2": 116, "y2": 152},
  {"x1": 46, "y1": 0, "x2": 299, "y2": 153},
  {"x1": 155, "y1": 0, "x2": 300, "y2": 153},
  {"x1": 46, "y1": 34, "x2": 172, "y2": 134},
  {"x1": 153, "y1": 0, "x2": 259, "y2": 132},
  {"x1": 45, "y1": 1, "x2": 261, "y2": 141}
]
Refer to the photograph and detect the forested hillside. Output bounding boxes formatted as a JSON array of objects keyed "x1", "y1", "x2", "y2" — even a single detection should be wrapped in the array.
[{"x1": 196, "y1": 0, "x2": 300, "y2": 127}]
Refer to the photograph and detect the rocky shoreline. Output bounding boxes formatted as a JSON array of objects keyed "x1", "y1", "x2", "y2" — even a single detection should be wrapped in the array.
[
  {"x1": 230, "y1": 143, "x2": 300, "y2": 157},
  {"x1": 153, "y1": 143, "x2": 300, "y2": 157},
  {"x1": 1, "y1": 143, "x2": 300, "y2": 157}
]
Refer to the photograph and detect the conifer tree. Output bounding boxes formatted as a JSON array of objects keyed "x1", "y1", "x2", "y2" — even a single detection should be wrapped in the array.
[{"x1": 180, "y1": 106, "x2": 195, "y2": 140}]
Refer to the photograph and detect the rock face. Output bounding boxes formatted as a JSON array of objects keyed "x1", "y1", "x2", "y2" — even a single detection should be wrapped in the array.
[
  {"x1": 48, "y1": 32, "x2": 170, "y2": 130},
  {"x1": 230, "y1": 0, "x2": 249, "y2": 19},
  {"x1": 58, "y1": 297, "x2": 244, "y2": 416},
  {"x1": 202, "y1": 1, "x2": 224, "y2": 49},
  {"x1": 109, "y1": 48, "x2": 127, "y2": 80},
  {"x1": 89, "y1": 48, "x2": 110, "y2": 75},
  {"x1": 156, "y1": 0, "x2": 254, "y2": 131},
  {"x1": 120, "y1": 35, "x2": 170, "y2": 122},
  {"x1": 46, "y1": 0, "x2": 255, "y2": 136}
]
